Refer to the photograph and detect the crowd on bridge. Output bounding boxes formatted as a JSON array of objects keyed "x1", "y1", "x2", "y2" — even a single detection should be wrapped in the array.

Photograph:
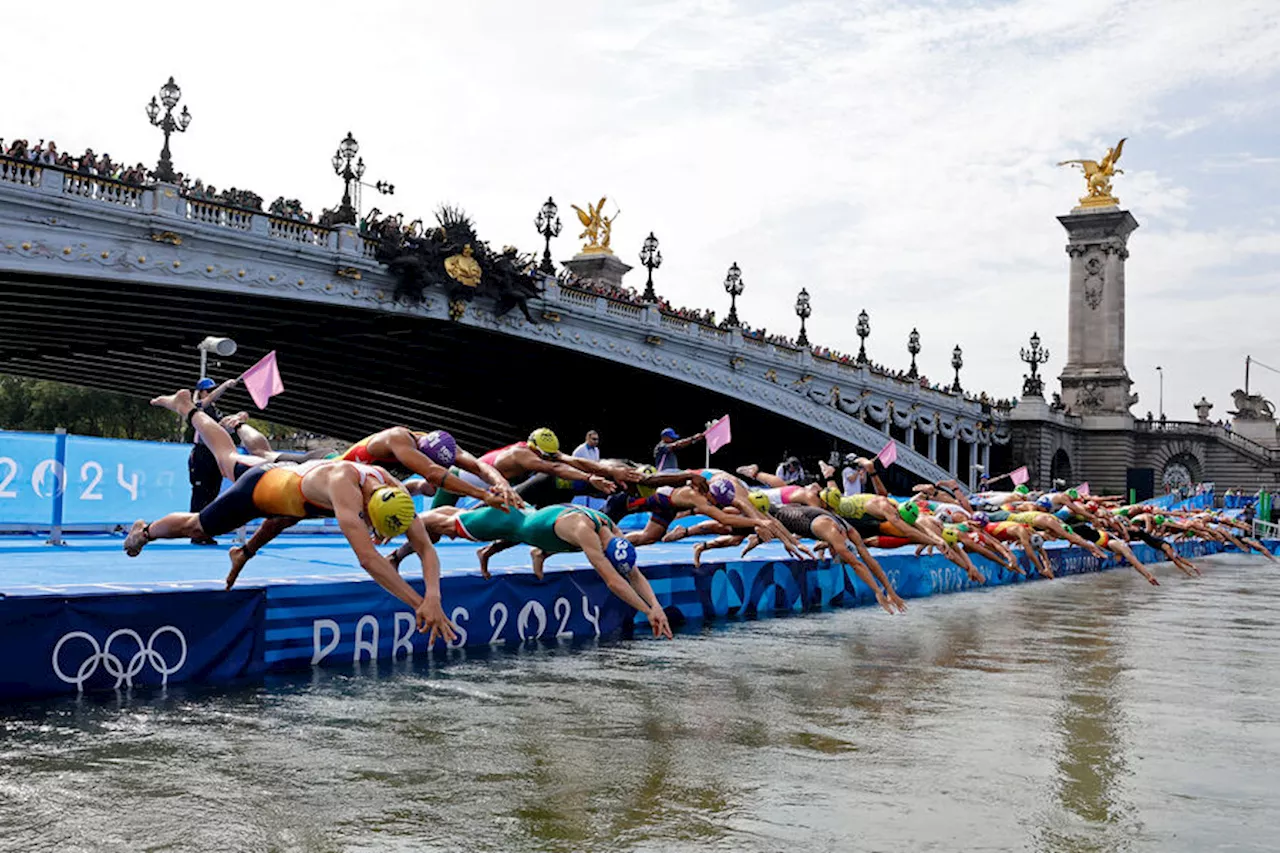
[
  {"x1": 2, "y1": 138, "x2": 150, "y2": 186},
  {"x1": 119, "y1": 379, "x2": 1272, "y2": 643}
]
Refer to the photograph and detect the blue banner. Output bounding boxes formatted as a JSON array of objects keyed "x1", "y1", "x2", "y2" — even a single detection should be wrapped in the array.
[
  {"x1": 0, "y1": 589, "x2": 264, "y2": 699},
  {"x1": 262, "y1": 571, "x2": 633, "y2": 669},
  {"x1": 0, "y1": 431, "x2": 59, "y2": 526},
  {"x1": 61, "y1": 435, "x2": 192, "y2": 526}
]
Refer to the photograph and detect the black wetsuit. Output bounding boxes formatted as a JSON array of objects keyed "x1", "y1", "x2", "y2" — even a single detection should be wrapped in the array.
[{"x1": 774, "y1": 504, "x2": 847, "y2": 540}]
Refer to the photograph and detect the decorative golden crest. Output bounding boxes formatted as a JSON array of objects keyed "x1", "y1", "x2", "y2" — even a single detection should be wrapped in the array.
[
  {"x1": 570, "y1": 196, "x2": 620, "y2": 255},
  {"x1": 444, "y1": 244, "x2": 482, "y2": 288},
  {"x1": 1058, "y1": 138, "x2": 1126, "y2": 209},
  {"x1": 149, "y1": 231, "x2": 183, "y2": 246},
  {"x1": 335, "y1": 266, "x2": 362, "y2": 280}
]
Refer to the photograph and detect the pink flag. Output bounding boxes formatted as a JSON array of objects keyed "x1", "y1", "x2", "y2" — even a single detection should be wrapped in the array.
[
  {"x1": 705, "y1": 415, "x2": 732, "y2": 454},
  {"x1": 1077, "y1": 482, "x2": 1090, "y2": 496},
  {"x1": 1009, "y1": 466, "x2": 1029, "y2": 486},
  {"x1": 240, "y1": 350, "x2": 284, "y2": 410},
  {"x1": 876, "y1": 438, "x2": 897, "y2": 469}
]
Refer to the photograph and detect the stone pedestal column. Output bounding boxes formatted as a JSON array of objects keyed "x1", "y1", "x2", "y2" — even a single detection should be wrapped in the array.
[
  {"x1": 948, "y1": 436, "x2": 959, "y2": 477},
  {"x1": 561, "y1": 253, "x2": 633, "y2": 290},
  {"x1": 1057, "y1": 207, "x2": 1139, "y2": 415},
  {"x1": 928, "y1": 432, "x2": 938, "y2": 463}
]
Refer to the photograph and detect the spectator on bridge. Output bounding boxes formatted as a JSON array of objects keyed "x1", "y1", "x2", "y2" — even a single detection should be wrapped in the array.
[
  {"x1": 573, "y1": 430, "x2": 601, "y2": 462},
  {"x1": 776, "y1": 456, "x2": 806, "y2": 484},
  {"x1": 655, "y1": 427, "x2": 704, "y2": 471}
]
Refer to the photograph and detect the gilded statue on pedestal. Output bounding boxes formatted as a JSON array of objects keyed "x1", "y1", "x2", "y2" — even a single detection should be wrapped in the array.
[
  {"x1": 444, "y1": 244, "x2": 482, "y2": 288},
  {"x1": 571, "y1": 197, "x2": 620, "y2": 255},
  {"x1": 1058, "y1": 137, "x2": 1126, "y2": 208}
]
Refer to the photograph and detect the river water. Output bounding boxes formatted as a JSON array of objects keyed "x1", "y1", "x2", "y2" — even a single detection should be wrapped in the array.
[{"x1": 1, "y1": 554, "x2": 1277, "y2": 853}]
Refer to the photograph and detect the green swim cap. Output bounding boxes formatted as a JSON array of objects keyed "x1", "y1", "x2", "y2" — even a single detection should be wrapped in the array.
[
  {"x1": 1015, "y1": 485, "x2": 1030, "y2": 495},
  {"x1": 1154, "y1": 515, "x2": 1166, "y2": 525},
  {"x1": 1117, "y1": 508, "x2": 1130, "y2": 517},
  {"x1": 1062, "y1": 524, "x2": 1073, "y2": 535},
  {"x1": 899, "y1": 501, "x2": 920, "y2": 525},
  {"x1": 1067, "y1": 488, "x2": 1079, "y2": 499}
]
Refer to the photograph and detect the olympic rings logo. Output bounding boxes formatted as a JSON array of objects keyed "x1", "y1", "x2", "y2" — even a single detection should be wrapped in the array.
[{"x1": 52, "y1": 627, "x2": 188, "y2": 691}]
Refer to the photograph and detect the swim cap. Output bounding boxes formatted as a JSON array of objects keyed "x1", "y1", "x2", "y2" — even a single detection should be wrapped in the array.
[
  {"x1": 709, "y1": 478, "x2": 736, "y2": 507},
  {"x1": 604, "y1": 536, "x2": 637, "y2": 577},
  {"x1": 1036, "y1": 495, "x2": 1054, "y2": 510},
  {"x1": 1154, "y1": 515, "x2": 1166, "y2": 525},
  {"x1": 527, "y1": 428, "x2": 559, "y2": 455},
  {"x1": 1062, "y1": 524, "x2": 1073, "y2": 535},
  {"x1": 1015, "y1": 485, "x2": 1030, "y2": 495},
  {"x1": 898, "y1": 501, "x2": 920, "y2": 525},
  {"x1": 748, "y1": 490, "x2": 770, "y2": 513},
  {"x1": 822, "y1": 486, "x2": 842, "y2": 509},
  {"x1": 417, "y1": 430, "x2": 457, "y2": 466},
  {"x1": 971, "y1": 511, "x2": 989, "y2": 527},
  {"x1": 957, "y1": 523, "x2": 970, "y2": 533},
  {"x1": 941, "y1": 526, "x2": 959, "y2": 545},
  {"x1": 1117, "y1": 508, "x2": 1130, "y2": 517},
  {"x1": 366, "y1": 487, "x2": 417, "y2": 539},
  {"x1": 1030, "y1": 533, "x2": 1045, "y2": 548},
  {"x1": 1067, "y1": 488, "x2": 1079, "y2": 499},
  {"x1": 636, "y1": 464, "x2": 658, "y2": 499}
]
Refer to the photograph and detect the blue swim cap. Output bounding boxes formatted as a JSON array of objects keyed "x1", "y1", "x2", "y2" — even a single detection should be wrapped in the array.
[
  {"x1": 605, "y1": 536, "x2": 636, "y2": 577},
  {"x1": 1036, "y1": 495, "x2": 1054, "y2": 510},
  {"x1": 417, "y1": 430, "x2": 457, "y2": 466},
  {"x1": 709, "y1": 478, "x2": 736, "y2": 507}
]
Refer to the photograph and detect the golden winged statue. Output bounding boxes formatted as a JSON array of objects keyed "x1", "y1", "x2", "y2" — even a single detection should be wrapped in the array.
[
  {"x1": 1058, "y1": 138, "x2": 1126, "y2": 208},
  {"x1": 570, "y1": 196, "x2": 620, "y2": 255}
]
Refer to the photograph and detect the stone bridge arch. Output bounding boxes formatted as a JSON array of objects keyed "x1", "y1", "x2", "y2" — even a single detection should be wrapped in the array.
[
  {"x1": 1050, "y1": 448, "x2": 1073, "y2": 486},
  {"x1": 1148, "y1": 440, "x2": 1205, "y2": 490}
]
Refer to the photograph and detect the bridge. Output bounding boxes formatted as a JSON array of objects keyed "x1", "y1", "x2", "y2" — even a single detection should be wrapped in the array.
[{"x1": 0, "y1": 155, "x2": 1008, "y2": 484}]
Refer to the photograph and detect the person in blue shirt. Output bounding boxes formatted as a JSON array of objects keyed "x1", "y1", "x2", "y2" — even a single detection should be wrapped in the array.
[{"x1": 653, "y1": 427, "x2": 705, "y2": 471}]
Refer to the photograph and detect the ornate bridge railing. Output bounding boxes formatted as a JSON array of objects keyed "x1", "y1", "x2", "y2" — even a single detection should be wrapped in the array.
[{"x1": 1135, "y1": 419, "x2": 1277, "y2": 462}]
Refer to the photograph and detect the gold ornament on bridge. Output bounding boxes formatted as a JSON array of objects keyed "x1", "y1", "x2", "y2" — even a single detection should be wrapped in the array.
[
  {"x1": 571, "y1": 197, "x2": 620, "y2": 255},
  {"x1": 444, "y1": 244, "x2": 482, "y2": 288},
  {"x1": 1058, "y1": 138, "x2": 1126, "y2": 209}
]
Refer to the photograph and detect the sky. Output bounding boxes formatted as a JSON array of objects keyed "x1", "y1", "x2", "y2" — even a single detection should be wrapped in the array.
[{"x1": 7, "y1": 0, "x2": 1280, "y2": 419}]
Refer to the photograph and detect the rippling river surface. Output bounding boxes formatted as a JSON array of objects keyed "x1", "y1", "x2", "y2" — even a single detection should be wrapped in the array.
[{"x1": 2, "y1": 554, "x2": 1279, "y2": 853}]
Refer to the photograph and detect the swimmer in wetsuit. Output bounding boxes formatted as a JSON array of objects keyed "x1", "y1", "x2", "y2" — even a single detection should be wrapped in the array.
[
  {"x1": 429, "y1": 428, "x2": 626, "y2": 508},
  {"x1": 126, "y1": 389, "x2": 456, "y2": 643},
  {"x1": 417, "y1": 504, "x2": 674, "y2": 639},
  {"x1": 340, "y1": 426, "x2": 519, "y2": 510}
]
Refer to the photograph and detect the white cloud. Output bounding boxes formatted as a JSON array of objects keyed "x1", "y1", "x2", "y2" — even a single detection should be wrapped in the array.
[{"x1": 5, "y1": 0, "x2": 1280, "y2": 421}]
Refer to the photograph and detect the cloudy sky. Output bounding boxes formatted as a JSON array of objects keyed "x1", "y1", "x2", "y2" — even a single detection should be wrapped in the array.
[{"x1": 9, "y1": 1, "x2": 1280, "y2": 418}]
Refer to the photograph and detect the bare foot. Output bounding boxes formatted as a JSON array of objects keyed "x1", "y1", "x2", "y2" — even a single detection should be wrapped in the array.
[
  {"x1": 149, "y1": 389, "x2": 195, "y2": 414},
  {"x1": 735, "y1": 464, "x2": 760, "y2": 480},
  {"x1": 692, "y1": 542, "x2": 705, "y2": 569},
  {"x1": 227, "y1": 546, "x2": 252, "y2": 589},
  {"x1": 530, "y1": 549, "x2": 546, "y2": 580},
  {"x1": 475, "y1": 545, "x2": 493, "y2": 580},
  {"x1": 124, "y1": 519, "x2": 151, "y2": 557},
  {"x1": 662, "y1": 526, "x2": 690, "y2": 543}
]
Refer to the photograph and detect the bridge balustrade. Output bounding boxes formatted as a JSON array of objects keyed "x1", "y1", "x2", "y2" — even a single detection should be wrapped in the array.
[
  {"x1": 0, "y1": 157, "x2": 41, "y2": 188},
  {"x1": 267, "y1": 216, "x2": 334, "y2": 248},
  {"x1": 59, "y1": 172, "x2": 144, "y2": 208}
]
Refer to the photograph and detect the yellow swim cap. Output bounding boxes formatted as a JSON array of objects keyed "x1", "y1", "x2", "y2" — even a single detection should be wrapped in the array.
[
  {"x1": 748, "y1": 490, "x2": 770, "y2": 513},
  {"x1": 366, "y1": 487, "x2": 417, "y2": 540},
  {"x1": 527, "y1": 428, "x2": 560, "y2": 455},
  {"x1": 635, "y1": 464, "x2": 658, "y2": 498},
  {"x1": 941, "y1": 525, "x2": 960, "y2": 545},
  {"x1": 822, "y1": 486, "x2": 842, "y2": 509}
]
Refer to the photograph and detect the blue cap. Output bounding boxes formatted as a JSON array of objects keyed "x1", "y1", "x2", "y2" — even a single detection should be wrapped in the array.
[
  {"x1": 605, "y1": 536, "x2": 637, "y2": 577},
  {"x1": 661, "y1": 428, "x2": 678, "y2": 440},
  {"x1": 195, "y1": 378, "x2": 216, "y2": 391}
]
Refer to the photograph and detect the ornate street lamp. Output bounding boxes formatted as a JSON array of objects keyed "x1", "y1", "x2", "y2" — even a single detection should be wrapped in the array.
[
  {"x1": 330, "y1": 132, "x2": 366, "y2": 225},
  {"x1": 951, "y1": 344, "x2": 964, "y2": 392},
  {"x1": 795, "y1": 288, "x2": 812, "y2": 347},
  {"x1": 145, "y1": 76, "x2": 192, "y2": 184},
  {"x1": 639, "y1": 232, "x2": 662, "y2": 302},
  {"x1": 534, "y1": 197, "x2": 562, "y2": 275},
  {"x1": 1020, "y1": 330, "x2": 1050, "y2": 396},
  {"x1": 907, "y1": 327, "x2": 921, "y2": 378},
  {"x1": 723, "y1": 262, "x2": 744, "y2": 327},
  {"x1": 856, "y1": 309, "x2": 870, "y2": 364}
]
